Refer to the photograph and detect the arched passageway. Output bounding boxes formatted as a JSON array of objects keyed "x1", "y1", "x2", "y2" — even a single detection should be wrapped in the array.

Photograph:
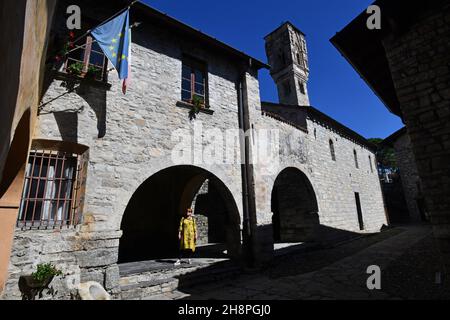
[
  {"x1": 118, "y1": 166, "x2": 241, "y2": 263},
  {"x1": 271, "y1": 167, "x2": 319, "y2": 243}
]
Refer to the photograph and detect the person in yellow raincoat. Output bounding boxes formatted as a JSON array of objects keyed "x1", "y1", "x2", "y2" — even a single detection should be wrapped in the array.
[{"x1": 174, "y1": 208, "x2": 197, "y2": 266}]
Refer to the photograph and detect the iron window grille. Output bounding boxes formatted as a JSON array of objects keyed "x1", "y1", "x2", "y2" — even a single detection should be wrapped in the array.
[
  {"x1": 181, "y1": 57, "x2": 208, "y2": 106},
  {"x1": 17, "y1": 141, "x2": 89, "y2": 229}
]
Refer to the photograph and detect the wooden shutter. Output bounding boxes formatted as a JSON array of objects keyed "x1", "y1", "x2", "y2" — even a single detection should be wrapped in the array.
[{"x1": 72, "y1": 149, "x2": 89, "y2": 225}]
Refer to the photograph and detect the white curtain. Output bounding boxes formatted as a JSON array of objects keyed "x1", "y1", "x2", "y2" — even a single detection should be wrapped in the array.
[{"x1": 42, "y1": 165, "x2": 55, "y2": 221}]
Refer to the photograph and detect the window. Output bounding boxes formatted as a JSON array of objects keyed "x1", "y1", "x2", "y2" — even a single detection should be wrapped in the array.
[
  {"x1": 283, "y1": 81, "x2": 291, "y2": 96},
  {"x1": 64, "y1": 36, "x2": 108, "y2": 82},
  {"x1": 278, "y1": 49, "x2": 286, "y2": 67},
  {"x1": 181, "y1": 57, "x2": 207, "y2": 106},
  {"x1": 329, "y1": 140, "x2": 336, "y2": 161},
  {"x1": 299, "y1": 81, "x2": 306, "y2": 95},
  {"x1": 296, "y1": 52, "x2": 302, "y2": 65},
  {"x1": 369, "y1": 155, "x2": 374, "y2": 173},
  {"x1": 353, "y1": 149, "x2": 359, "y2": 169},
  {"x1": 17, "y1": 141, "x2": 89, "y2": 228},
  {"x1": 355, "y1": 192, "x2": 364, "y2": 230}
]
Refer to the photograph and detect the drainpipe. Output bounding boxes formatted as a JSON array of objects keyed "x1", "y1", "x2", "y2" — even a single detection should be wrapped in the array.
[{"x1": 237, "y1": 61, "x2": 257, "y2": 269}]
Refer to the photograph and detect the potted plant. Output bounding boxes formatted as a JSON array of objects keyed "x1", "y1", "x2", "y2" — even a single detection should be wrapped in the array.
[
  {"x1": 19, "y1": 263, "x2": 62, "y2": 300},
  {"x1": 189, "y1": 95, "x2": 206, "y2": 119},
  {"x1": 66, "y1": 61, "x2": 85, "y2": 77},
  {"x1": 85, "y1": 65, "x2": 103, "y2": 80}
]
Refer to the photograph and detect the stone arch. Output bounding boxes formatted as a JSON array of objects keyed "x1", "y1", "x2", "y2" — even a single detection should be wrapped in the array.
[
  {"x1": 118, "y1": 165, "x2": 241, "y2": 263},
  {"x1": 271, "y1": 167, "x2": 319, "y2": 243}
]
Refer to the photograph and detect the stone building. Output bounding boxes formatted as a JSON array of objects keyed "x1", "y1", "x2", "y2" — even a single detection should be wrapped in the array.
[
  {"x1": 383, "y1": 127, "x2": 428, "y2": 222},
  {"x1": 331, "y1": 0, "x2": 450, "y2": 276},
  {"x1": 2, "y1": 0, "x2": 387, "y2": 299}
]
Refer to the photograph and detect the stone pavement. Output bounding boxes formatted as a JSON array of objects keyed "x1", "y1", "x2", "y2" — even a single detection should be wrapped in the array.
[{"x1": 144, "y1": 225, "x2": 449, "y2": 300}]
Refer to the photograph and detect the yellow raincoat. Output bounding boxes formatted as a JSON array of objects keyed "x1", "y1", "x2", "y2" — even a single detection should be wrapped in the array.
[{"x1": 179, "y1": 216, "x2": 197, "y2": 252}]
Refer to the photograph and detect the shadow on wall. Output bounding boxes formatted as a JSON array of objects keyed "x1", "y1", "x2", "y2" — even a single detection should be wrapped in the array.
[
  {"x1": 41, "y1": 82, "x2": 108, "y2": 142},
  {"x1": 0, "y1": 0, "x2": 26, "y2": 185}
]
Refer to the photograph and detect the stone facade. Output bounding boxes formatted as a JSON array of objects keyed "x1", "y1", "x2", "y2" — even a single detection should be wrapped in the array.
[
  {"x1": 390, "y1": 130, "x2": 426, "y2": 222},
  {"x1": 381, "y1": 4, "x2": 450, "y2": 263},
  {"x1": 2, "y1": 3, "x2": 387, "y2": 299}
]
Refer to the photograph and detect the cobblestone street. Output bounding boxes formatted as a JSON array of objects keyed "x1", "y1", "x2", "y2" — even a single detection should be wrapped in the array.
[{"x1": 145, "y1": 225, "x2": 450, "y2": 300}]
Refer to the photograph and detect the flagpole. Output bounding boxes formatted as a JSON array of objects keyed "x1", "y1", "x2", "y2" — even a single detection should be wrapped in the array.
[{"x1": 71, "y1": 0, "x2": 140, "y2": 46}]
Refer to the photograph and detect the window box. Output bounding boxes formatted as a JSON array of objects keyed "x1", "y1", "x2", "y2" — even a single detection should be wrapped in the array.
[
  {"x1": 54, "y1": 36, "x2": 111, "y2": 89},
  {"x1": 52, "y1": 69, "x2": 112, "y2": 90},
  {"x1": 176, "y1": 100, "x2": 214, "y2": 115}
]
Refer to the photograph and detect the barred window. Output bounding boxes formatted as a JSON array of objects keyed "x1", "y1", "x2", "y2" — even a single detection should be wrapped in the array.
[{"x1": 17, "y1": 140, "x2": 89, "y2": 229}]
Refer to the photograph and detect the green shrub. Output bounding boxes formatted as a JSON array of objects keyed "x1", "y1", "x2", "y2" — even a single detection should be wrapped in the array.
[{"x1": 31, "y1": 263, "x2": 62, "y2": 283}]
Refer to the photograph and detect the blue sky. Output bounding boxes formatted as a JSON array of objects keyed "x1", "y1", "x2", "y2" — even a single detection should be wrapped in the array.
[{"x1": 142, "y1": 0, "x2": 403, "y2": 139}]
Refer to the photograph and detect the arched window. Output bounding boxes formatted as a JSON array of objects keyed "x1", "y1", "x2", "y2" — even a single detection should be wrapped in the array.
[
  {"x1": 298, "y1": 81, "x2": 306, "y2": 95},
  {"x1": 296, "y1": 52, "x2": 302, "y2": 65},
  {"x1": 369, "y1": 155, "x2": 373, "y2": 173},
  {"x1": 329, "y1": 139, "x2": 336, "y2": 161},
  {"x1": 354, "y1": 149, "x2": 359, "y2": 169}
]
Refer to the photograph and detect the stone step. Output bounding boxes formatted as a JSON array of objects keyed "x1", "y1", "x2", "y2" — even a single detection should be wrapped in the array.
[
  {"x1": 119, "y1": 263, "x2": 206, "y2": 287},
  {"x1": 119, "y1": 261, "x2": 241, "y2": 300},
  {"x1": 120, "y1": 277, "x2": 179, "y2": 300}
]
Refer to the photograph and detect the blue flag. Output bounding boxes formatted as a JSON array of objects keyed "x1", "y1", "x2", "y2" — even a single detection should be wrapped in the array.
[{"x1": 91, "y1": 10, "x2": 130, "y2": 80}]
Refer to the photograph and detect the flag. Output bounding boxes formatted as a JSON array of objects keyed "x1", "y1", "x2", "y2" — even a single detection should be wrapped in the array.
[
  {"x1": 91, "y1": 9, "x2": 131, "y2": 90},
  {"x1": 122, "y1": 28, "x2": 131, "y2": 94}
]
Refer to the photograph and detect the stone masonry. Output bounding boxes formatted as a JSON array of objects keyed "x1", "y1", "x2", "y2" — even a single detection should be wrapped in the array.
[
  {"x1": 2, "y1": 2, "x2": 387, "y2": 299},
  {"x1": 391, "y1": 131, "x2": 424, "y2": 222},
  {"x1": 381, "y1": 4, "x2": 450, "y2": 267}
]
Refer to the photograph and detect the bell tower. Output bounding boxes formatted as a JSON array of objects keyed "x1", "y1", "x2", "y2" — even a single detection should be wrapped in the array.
[{"x1": 265, "y1": 22, "x2": 310, "y2": 106}]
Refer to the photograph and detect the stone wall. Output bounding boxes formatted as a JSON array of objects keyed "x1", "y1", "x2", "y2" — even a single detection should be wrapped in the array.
[
  {"x1": 382, "y1": 4, "x2": 450, "y2": 262},
  {"x1": 250, "y1": 103, "x2": 387, "y2": 262},
  {"x1": 306, "y1": 118, "x2": 387, "y2": 233},
  {"x1": 3, "y1": 9, "x2": 251, "y2": 299},
  {"x1": 393, "y1": 132, "x2": 424, "y2": 221}
]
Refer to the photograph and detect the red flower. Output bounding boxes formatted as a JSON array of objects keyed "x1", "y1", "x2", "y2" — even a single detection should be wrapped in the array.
[
  {"x1": 69, "y1": 42, "x2": 75, "y2": 48},
  {"x1": 55, "y1": 55, "x2": 61, "y2": 62},
  {"x1": 69, "y1": 31, "x2": 75, "y2": 39}
]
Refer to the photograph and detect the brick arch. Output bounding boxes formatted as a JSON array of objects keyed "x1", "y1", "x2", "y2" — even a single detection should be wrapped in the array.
[
  {"x1": 271, "y1": 167, "x2": 319, "y2": 243},
  {"x1": 118, "y1": 165, "x2": 241, "y2": 263}
]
